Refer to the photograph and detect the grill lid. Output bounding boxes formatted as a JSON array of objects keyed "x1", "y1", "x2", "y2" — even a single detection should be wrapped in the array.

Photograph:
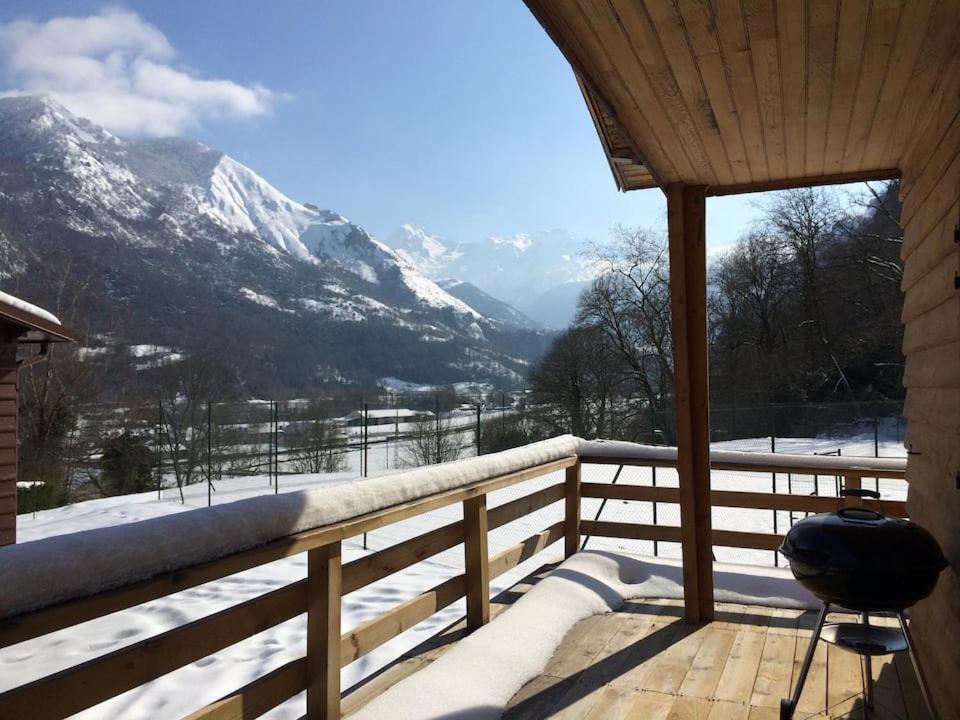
[{"x1": 780, "y1": 509, "x2": 947, "y2": 574}]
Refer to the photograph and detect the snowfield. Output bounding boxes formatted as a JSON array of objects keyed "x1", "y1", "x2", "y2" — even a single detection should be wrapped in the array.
[{"x1": 2, "y1": 432, "x2": 907, "y2": 719}]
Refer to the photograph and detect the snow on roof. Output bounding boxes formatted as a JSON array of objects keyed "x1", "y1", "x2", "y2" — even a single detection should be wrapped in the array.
[
  {"x1": 346, "y1": 408, "x2": 425, "y2": 420},
  {"x1": 351, "y1": 550, "x2": 818, "y2": 720},
  {"x1": 0, "y1": 291, "x2": 60, "y2": 326}
]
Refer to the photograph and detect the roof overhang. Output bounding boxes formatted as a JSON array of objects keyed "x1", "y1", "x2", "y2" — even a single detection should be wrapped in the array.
[
  {"x1": 0, "y1": 292, "x2": 76, "y2": 344},
  {"x1": 525, "y1": 0, "x2": 959, "y2": 195}
]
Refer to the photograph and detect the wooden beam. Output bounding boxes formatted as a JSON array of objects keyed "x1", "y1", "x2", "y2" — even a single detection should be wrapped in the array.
[
  {"x1": 463, "y1": 495, "x2": 490, "y2": 629},
  {"x1": 564, "y1": 461, "x2": 581, "y2": 557},
  {"x1": 307, "y1": 542, "x2": 341, "y2": 720},
  {"x1": 667, "y1": 184, "x2": 714, "y2": 622},
  {"x1": 0, "y1": 333, "x2": 16, "y2": 547}
]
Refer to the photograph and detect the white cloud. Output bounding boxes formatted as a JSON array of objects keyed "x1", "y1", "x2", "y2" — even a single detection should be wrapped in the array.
[{"x1": 0, "y1": 8, "x2": 279, "y2": 136}]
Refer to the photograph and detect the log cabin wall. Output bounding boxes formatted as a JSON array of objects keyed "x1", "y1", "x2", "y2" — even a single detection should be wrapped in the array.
[
  {"x1": 898, "y1": 53, "x2": 960, "y2": 718},
  {"x1": 0, "y1": 328, "x2": 17, "y2": 546}
]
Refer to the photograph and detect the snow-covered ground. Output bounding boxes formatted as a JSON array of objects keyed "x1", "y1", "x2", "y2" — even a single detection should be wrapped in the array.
[{"x1": 3, "y1": 431, "x2": 906, "y2": 719}]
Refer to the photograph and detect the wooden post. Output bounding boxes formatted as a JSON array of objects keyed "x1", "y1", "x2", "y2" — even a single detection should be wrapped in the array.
[
  {"x1": 565, "y1": 461, "x2": 581, "y2": 558},
  {"x1": 666, "y1": 184, "x2": 714, "y2": 623},
  {"x1": 463, "y1": 495, "x2": 490, "y2": 628},
  {"x1": 307, "y1": 542, "x2": 341, "y2": 720},
  {"x1": 0, "y1": 329, "x2": 18, "y2": 546}
]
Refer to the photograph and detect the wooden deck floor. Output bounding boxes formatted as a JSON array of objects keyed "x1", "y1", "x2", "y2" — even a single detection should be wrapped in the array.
[{"x1": 344, "y1": 565, "x2": 930, "y2": 720}]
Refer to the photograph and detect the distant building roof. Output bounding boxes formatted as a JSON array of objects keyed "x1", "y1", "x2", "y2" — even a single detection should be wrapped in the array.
[
  {"x1": 0, "y1": 291, "x2": 76, "y2": 343},
  {"x1": 345, "y1": 408, "x2": 428, "y2": 420}
]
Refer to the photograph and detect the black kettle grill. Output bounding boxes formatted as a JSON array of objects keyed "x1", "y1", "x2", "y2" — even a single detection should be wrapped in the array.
[{"x1": 779, "y1": 488, "x2": 947, "y2": 720}]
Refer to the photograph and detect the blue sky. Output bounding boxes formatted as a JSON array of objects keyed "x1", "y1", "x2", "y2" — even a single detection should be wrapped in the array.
[{"x1": 0, "y1": 1, "x2": 775, "y2": 249}]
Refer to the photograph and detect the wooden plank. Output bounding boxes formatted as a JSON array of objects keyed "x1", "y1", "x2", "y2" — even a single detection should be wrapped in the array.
[
  {"x1": 640, "y1": 0, "x2": 736, "y2": 185},
  {"x1": 667, "y1": 183, "x2": 713, "y2": 622},
  {"x1": 901, "y1": 203, "x2": 960, "y2": 294},
  {"x1": 902, "y1": 150, "x2": 960, "y2": 258},
  {"x1": 565, "y1": 461, "x2": 581, "y2": 557},
  {"x1": 489, "y1": 522, "x2": 565, "y2": 580},
  {"x1": 712, "y1": 529, "x2": 783, "y2": 551},
  {"x1": 887, "y1": 9, "x2": 960, "y2": 173},
  {"x1": 822, "y1": 0, "x2": 871, "y2": 175},
  {"x1": 580, "y1": 453, "x2": 906, "y2": 478},
  {"x1": 182, "y1": 658, "x2": 307, "y2": 720},
  {"x1": 826, "y1": 630, "x2": 866, "y2": 714},
  {"x1": 775, "y1": 0, "x2": 806, "y2": 178},
  {"x1": 489, "y1": 482, "x2": 564, "y2": 529},
  {"x1": 580, "y1": 519, "x2": 682, "y2": 543},
  {"x1": 712, "y1": 0, "x2": 769, "y2": 181},
  {"x1": 840, "y1": 0, "x2": 904, "y2": 171},
  {"x1": 307, "y1": 542, "x2": 341, "y2": 720},
  {"x1": 576, "y1": 0, "x2": 714, "y2": 183},
  {"x1": 860, "y1": 0, "x2": 937, "y2": 170},
  {"x1": 340, "y1": 573, "x2": 465, "y2": 666},
  {"x1": 743, "y1": 0, "x2": 786, "y2": 179},
  {"x1": 715, "y1": 615, "x2": 768, "y2": 703},
  {"x1": 750, "y1": 611, "x2": 799, "y2": 707},
  {"x1": 673, "y1": 0, "x2": 753, "y2": 183},
  {"x1": 804, "y1": 0, "x2": 838, "y2": 176},
  {"x1": 0, "y1": 455, "x2": 577, "y2": 648},
  {"x1": 0, "y1": 580, "x2": 308, "y2": 720},
  {"x1": 581, "y1": 482, "x2": 679, "y2": 503},
  {"x1": 623, "y1": 690, "x2": 675, "y2": 719},
  {"x1": 462, "y1": 495, "x2": 490, "y2": 629},
  {"x1": 793, "y1": 611, "x2": 828, "y2": 715},
  {"x1": 639, "y1": 622, "x2": 710, "y2": 694},
  {"x1": 901, "y1": 294, "x2": 959, "y2": 355},
  {"x1": 678, "y1": 623, "x2": 737, "y2": 698},
  {"x1": 901, "y1": 253, "x2": 959, "y2": 324}
]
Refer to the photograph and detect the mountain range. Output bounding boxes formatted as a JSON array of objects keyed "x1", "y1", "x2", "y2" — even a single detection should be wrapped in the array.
[
  {"x1": 0, "y1": 95, "x2": 554, "y2": 395},
  {"x1": 385, "y1": 224, "x2": 597, "y2": 329}
]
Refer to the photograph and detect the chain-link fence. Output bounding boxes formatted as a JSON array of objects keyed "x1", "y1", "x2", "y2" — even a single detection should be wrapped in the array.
[{"x1": 19, "y1": 395, "x2": 907, "y2": 570}]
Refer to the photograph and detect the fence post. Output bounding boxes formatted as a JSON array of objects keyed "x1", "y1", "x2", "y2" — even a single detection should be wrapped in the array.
[
  {"x1": 476, "y1": 402, "x2": 482, "y2": 456},
  {"x1": 306, "y1": 541, "x2": 341, "y2": 720},
  {"x1": 156, "y1": 397, "x2": 163, "y2": 501},
  {"x1": 274, "y1": 401, "x2": 279, "y2": 495},
  {"x1": 363, "y1": 402, "x2": 369, "y2": 478},
  {"x1": 463, "y1": 495, "x2": 490, "y2": 628},
  {"x1": 207, "y1": 401, "x2": 212, "y2": 507},
  {"x1": 565, "y1": 461, "x2": 581, "y2": 558}
]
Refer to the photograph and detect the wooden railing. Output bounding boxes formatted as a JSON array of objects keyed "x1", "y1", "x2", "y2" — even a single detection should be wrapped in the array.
[{"x1": 0, "y1": 446, "x2": 907, "y2": 720}]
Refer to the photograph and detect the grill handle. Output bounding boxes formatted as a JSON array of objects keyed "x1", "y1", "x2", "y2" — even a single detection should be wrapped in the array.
[{"x1": 840, "y1": 487, "x2": 881, "y2": 500}]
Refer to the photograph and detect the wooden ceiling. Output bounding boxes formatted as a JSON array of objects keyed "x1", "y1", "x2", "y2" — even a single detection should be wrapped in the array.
[{"x1": 525, "y1": 0, "x2": 960, "y2": 194}]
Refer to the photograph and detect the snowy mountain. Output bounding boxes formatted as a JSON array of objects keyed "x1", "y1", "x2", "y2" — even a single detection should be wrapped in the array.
[
  {"x1": 384, "y1": 225, "x2": 599, "y2": 328},
  {"x1": 437, "y1": 280, "x2": 541, "y2": 330},
  {"x1": 0, "y1": 95, "x2": 548, "y2": 394}
]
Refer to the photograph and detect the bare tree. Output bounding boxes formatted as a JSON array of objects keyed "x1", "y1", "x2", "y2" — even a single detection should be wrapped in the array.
[
  {"x1": 578, "y1": 226, "x2": 673, "y2": 411},
  {"x1": 289, "y1": 401, "x2": 347, "y2": 473},
  {"x1": 400, "y1": 414, "x2": 462, "y2": 467}
]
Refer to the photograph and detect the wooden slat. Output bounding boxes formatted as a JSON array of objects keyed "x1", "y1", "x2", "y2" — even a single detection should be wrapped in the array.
[
  {"x1": 340, "y1": 574, "x2": 466, "y2": 666},
  {"x1": 822, "y1": 0, "x2": 871, "y2": 174},
  {"x1": 341, "y1": 482, "x2": 563, "y2": 597},
  {"x1": 565, "y1": 461, "x2": 581, "y2": 558},
  {"x1": 673, "y1": 0, "x2": 752, "y2": 184},
  {"x1": 901, "y1": 203, "x2": 959, "y2": 294},
  {"x1": 860, "y1": 0, "x2": 936, "y2": 170},
  {"x1": 488, "y1": 522, "x2": 565, "y2": 580},
  {"x1": 581, "y1": 482, "x2": 679, "y2": 503},
  {"x1": 775, "y1": 0, "x2": 806, "y2": 178},
  {"x1": 579, "y1": 453, "x2": 906, "y2": 478},
  {"x1": 840, "y1": 0, "x2": 904, "y2": 170},
  {"x1": 712, "y1": 0, "x2": 769, "y2": 181},
  {"x1": 0, "y1": 580, "x2": 308, "y2": 720},
  {"x1": 182, "y1": 658, "x2": 307, "y2": 720},
  {"x1": 711, "y1": 529, "x2": 783, "y2": 551},
  {"x1": 743, "y1": 0, "x2": 786, "y2": 179},
  {"x1": 307, "y1": 542, "x2": 340, "y2": 720},
  {"x1": 0, "y1": 456, "x2": 576, "y2": 648},
  {"x1": 579, "y1": 519, "x2": 681, "y2": 543},
  {"x1": 640, "y1": 0, "x2": 736, "y2": 185},
  {"x1": 804, "y1": 0, "x2": 838, "y2": 176},
  {"x1": 462, "y1": 495, "x2": 490, "y2": 629}
]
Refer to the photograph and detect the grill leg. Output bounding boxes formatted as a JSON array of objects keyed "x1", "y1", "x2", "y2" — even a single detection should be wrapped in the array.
[
  {"x1": 781, "y1": 603, "x2": 830, "y2": 720},
  {"x1": 861, "y1": 612, "x2": 874, "y2": 712},
  {"x1": 897, "y1": 611, "x2": 940, "y2": 720}
]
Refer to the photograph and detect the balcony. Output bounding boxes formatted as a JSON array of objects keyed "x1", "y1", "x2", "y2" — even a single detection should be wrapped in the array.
[{"x1": 0, "y1": 439, "x2": 917, "y2": 719}]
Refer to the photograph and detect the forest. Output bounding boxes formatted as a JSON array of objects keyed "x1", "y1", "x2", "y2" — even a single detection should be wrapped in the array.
[{"x1": 526, "y1": 182, "x2": 905, "y2": 441}]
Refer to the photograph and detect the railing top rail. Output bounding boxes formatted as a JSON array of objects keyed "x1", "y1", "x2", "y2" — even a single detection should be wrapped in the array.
[
  {"x1": 579, "y1": 440, "x2": 906, "y2": 477},
  {"x1": 0, "y1": 437, "x2": 581, "y2": 623},
  {"x1": 0, "y1": 436, "x2": 907, "y2": 631}
]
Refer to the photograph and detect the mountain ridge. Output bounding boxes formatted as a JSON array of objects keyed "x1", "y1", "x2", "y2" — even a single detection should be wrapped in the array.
[{"x1": 0, "y1": 95, "x2": 548, "y2": 394}]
